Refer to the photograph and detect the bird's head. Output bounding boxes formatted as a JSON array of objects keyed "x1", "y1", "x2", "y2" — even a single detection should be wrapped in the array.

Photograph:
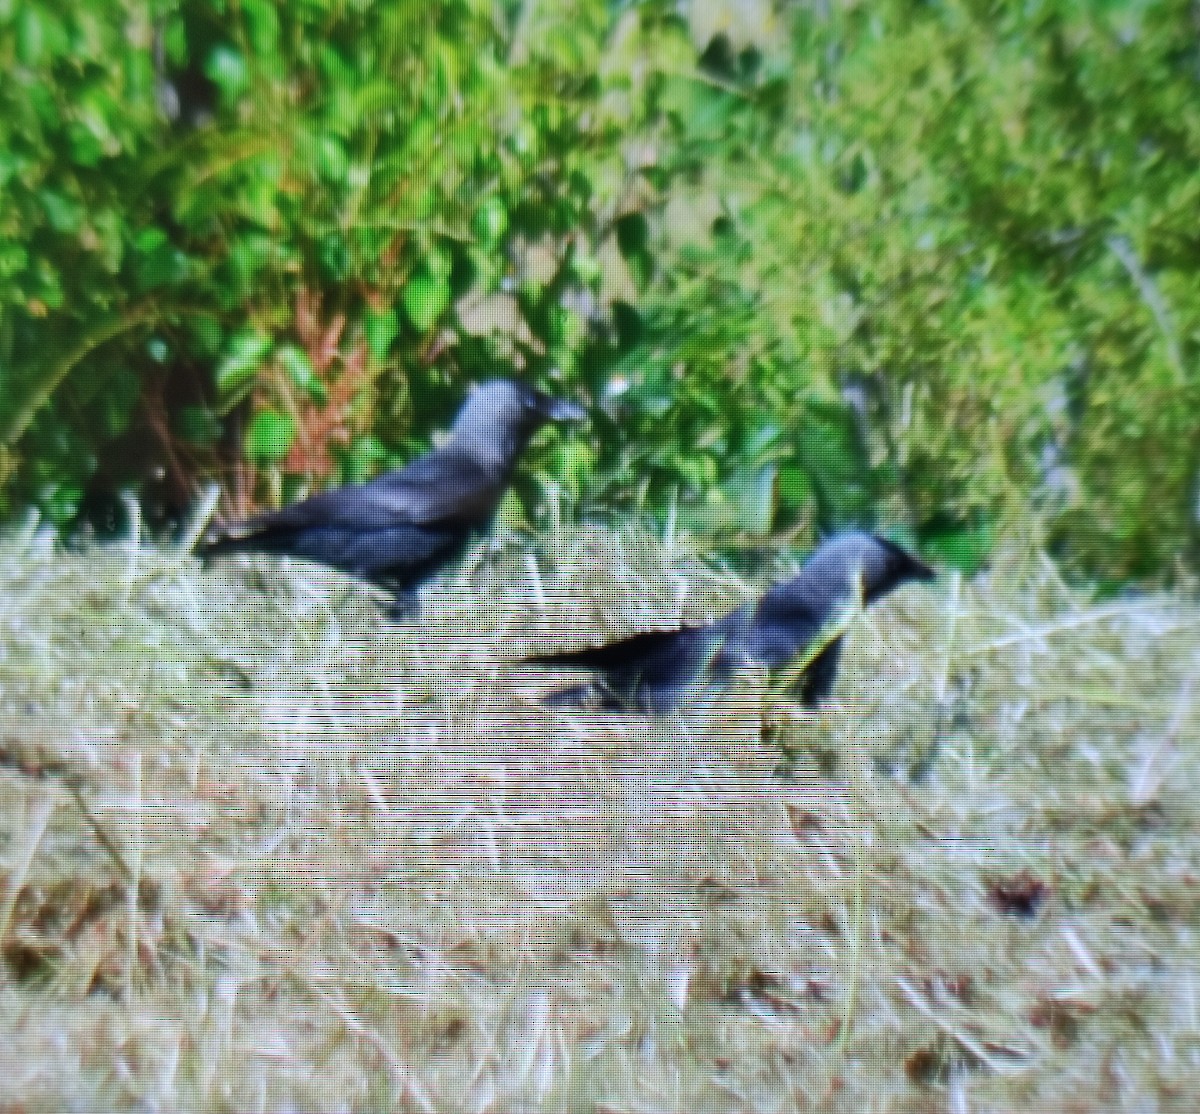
[
  {"x1": 844, "y1": 531, "x2": 936, "y2": 602},
  {"x1": 449, "y1": 379, "x2": 586, "y2": 469},
  {"x1": 749, "y1": 530, "x2": 933, "y2": 638}
]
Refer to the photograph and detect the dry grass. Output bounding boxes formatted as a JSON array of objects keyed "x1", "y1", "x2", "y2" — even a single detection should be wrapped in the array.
[{"x1": 1, "y1": 514, "x2": 1199, "y2": 1113}]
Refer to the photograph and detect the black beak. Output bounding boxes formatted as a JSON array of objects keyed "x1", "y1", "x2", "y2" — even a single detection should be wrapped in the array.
[
  {"x1": 534, "y1": 391, "x2": 587, "y2": 423},
  {"x1": 907, "y1": 554, "x2": 937, "y2": 582},
  {"x1": 872, "y1": 534, "x2": 936, "y2": 583}
]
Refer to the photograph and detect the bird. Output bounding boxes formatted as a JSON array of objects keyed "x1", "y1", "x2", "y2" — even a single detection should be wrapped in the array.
[
  {"x1": 525, "y1": 531, "x2": 934, "y2": 713},
  {"x1": 198, "y1": 379, "x2": 586, "y2": 618}
]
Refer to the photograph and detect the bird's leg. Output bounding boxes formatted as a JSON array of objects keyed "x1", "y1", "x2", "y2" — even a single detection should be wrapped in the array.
[
  {"x1": 771, "y1": 603, "x2": 857, "y2": 700},
  {"x1": 328, "y1": 582, "x2": 360, "y2": 614},
  {"x1": 763, "y1": 695, "x2": 806, "y2": 777},
  {"x1": 366, "y1": 573, "x2": 420, "y2": 622},
  {"x1": 764, "y1": 608, "x2": 858, "y2": 774},
  {"x1": 382, "y1": 590, "x2": 420, "y2": 622},
  {"x1": 458, "y1": 532, "x2": 511, "y2": 586}
]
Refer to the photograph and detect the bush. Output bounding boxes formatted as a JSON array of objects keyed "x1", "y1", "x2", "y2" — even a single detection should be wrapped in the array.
[{"x1": 2, "y1": 0, "x2": 1197, "y2": 582}]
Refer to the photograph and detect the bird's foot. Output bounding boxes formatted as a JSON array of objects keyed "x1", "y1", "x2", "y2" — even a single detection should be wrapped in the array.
[{"x1": 381, "y1": 592, "x2": 420, "y2": 622}]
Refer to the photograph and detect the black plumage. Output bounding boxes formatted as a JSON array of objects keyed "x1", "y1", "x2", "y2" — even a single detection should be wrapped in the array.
[
  {"x1": 528, "y1": 531, "x2": 934, "y2": 713},
  {"x1": 199, "y1": 379, "x2": 585, "y2": 617}
]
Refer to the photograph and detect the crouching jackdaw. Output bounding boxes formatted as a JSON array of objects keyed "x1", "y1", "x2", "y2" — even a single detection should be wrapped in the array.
[
  {"x1": 199, "y1": 379, "x2": 585, "y2": 618},
  {"x1": 526, "y1": 531, "x2": 934, "y2": 713}
]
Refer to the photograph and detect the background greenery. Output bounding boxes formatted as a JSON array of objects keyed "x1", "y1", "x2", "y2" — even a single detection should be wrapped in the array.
[{"x1": 1, "y1": 0, "x2": 1197, "y2": 582}]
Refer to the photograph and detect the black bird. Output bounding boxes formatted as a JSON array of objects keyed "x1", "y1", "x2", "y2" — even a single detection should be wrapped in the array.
[
  {"x1": 199, "y1": 379, "x2": 585, "y2": 617},
  {"x1": 526, "y1": 531, "x2": 934, "y2": 713}
]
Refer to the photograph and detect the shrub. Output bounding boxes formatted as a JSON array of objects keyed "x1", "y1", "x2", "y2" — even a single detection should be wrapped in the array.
[{"x1": 2, "y1": 0, "x2": 1197, "y2": 581}]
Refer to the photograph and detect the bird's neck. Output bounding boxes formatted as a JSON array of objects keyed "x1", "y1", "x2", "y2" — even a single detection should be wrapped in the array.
[
  {"x1": 755, "y1": 585, "x2": 827, "y2": 625},
  {"x1": 448, "y1": 414, "x2": 536, "y2": 473}
]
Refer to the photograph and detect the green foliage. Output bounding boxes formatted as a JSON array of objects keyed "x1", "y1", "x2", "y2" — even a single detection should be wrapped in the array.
[
  {"x1": 1, "y1": 0, "x2": 1197, "y2": 581},
  {"x1": 244, "y1": 408, "x2": 295, "y2": 463}
]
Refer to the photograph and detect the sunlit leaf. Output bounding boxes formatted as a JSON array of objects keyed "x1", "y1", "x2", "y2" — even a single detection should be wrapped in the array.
[
  {"x1": 403, "y1": 271, "x2": 451, "y2": 332},
  {"x1": 245, "y1": 409, "x2": 296, "y2": 463},
  {"x1": 214, "y1": 330, "x2": 272, "y2": 396}
]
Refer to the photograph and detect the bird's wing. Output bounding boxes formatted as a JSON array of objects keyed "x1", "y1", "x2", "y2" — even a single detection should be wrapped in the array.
[
  {"x1": 216, "y1": 451, "x2": 499, "y2": 540},
  {"x1": 527, "y1": 627, "x2": 701, "y2": 673},
  {"x1": 357, "y1": 451, "x2": 503, "y2": 527}
]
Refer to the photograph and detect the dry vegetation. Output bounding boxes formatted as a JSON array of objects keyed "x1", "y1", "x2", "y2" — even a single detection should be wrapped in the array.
[{"x1": 1, "y1": 514, "x2": 1198, "y2": 1113}]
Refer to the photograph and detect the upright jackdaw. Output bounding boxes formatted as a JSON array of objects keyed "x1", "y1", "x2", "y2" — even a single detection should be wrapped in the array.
[
  {"x1": 526, "y1": 531, "x2": 934, "y2": 713},
  {"x1": 199, "y1": 379, "x2": 585, "y2": 617}
]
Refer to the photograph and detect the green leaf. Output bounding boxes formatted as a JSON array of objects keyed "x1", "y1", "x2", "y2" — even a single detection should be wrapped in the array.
[
  {"x1": 726, "y1": 463, "x2": 777, "y2": 536},
  {"x1": 225, "y1": 232, "x2": 275, "y2": 299},
  {"x1": 615, "y1": 212, "x2": 649, "y2": 258},
  {"x1": 423, "y1": 244, "x2": 453, "y2": 282},
  {"x1": 364, "y1": 308, "x2": 399, "y2": 362},
  {"x1": 548, "y1": 306, "x2": 585, "y2": 349},
  {"x1": 315, "y1": 135, "x2": 348, "y2": 184},
  {"x1": 204, "y1": 45, "x2": 249, "y2": 97},
  {"x1": 96, "y1": 368, "x2": 141, "y2": 439},
  {"x1": 66, "y1": 122, "x2": 105, "y2": 167},
  {"x1": 245, "y1": 409, "x2": 296, "y2": 463},
  {"x1": 134, "y1": 227, "x2": 168, "y2": 254},
  {"x1": 214, "y1": 330, "x2": 272, "y2": 395},
  {"x1": 403, "y1": 271, "x2": 451, "y2": 332},
  {"x1": 796, "y1": 403, "x2": 872, "y2": 524},
  {"x1": 40, "y1": 191, "x2": 83, "y2": 234},
  {"x1": 16, "y1": 9, "x2": 66, "y2": 65},
  {"x1": 0, "y1": 244, "x2": 29, "y2": 280},
  {"x1": 316, "y1": 232, "x2": 350, "y2": 284},
  {"x1": 277, "y1": 344, "x2": 326, "y2": 402},
  {"x1": 176, "y1": 406, "x2": 222, "y2": 446},
  {"x1": 185, "y1": 315, "x2": 223, "y2": 359},
  {"x1": 495, "y1": 487, "x2": 528, "y2": 530},
  {"x1": 241, "y1": 0, "x2": 281, "y2": 54},
  {"x1": 161, "y1": 15, "x2": 187, "y2": 66},
  {"x1": 403, "y1": 113, "x2": 438, "y2": 156},
  {"x1": 32, "y1": 258, "x2": 64, "y2": 308},
  {"x1": 42, "y1": 480, "x2": 84, "y2": 525},
  {"x1": 552, "y1": 440, "x2": 595, "y2": 496},
  {"x1": 570, "y1": 251, "x2": 601, "y2": 287},
  {"x1": 132, "y1": 226, "x2": 189, "y2": 291},
  {"x1": 921, "y1": 520, "x2": 993, "y2": 574},
  {"x1": 776, "y1": 465, "x2": 815, "y2": 512},
  {"x1": 0, "y1": 151, "x2": 18, "y2": 190},
  {"x1": 471, "y1": 197, "x2": 508, "y2": 245},
  {"x1": 340, "y1": 435, "x2": 388, "y2": 484}
]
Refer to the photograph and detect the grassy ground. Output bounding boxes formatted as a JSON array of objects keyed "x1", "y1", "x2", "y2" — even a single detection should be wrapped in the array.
[{"x1": 1, "y1": 517, "x2": 1198, "y2": 1113}]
